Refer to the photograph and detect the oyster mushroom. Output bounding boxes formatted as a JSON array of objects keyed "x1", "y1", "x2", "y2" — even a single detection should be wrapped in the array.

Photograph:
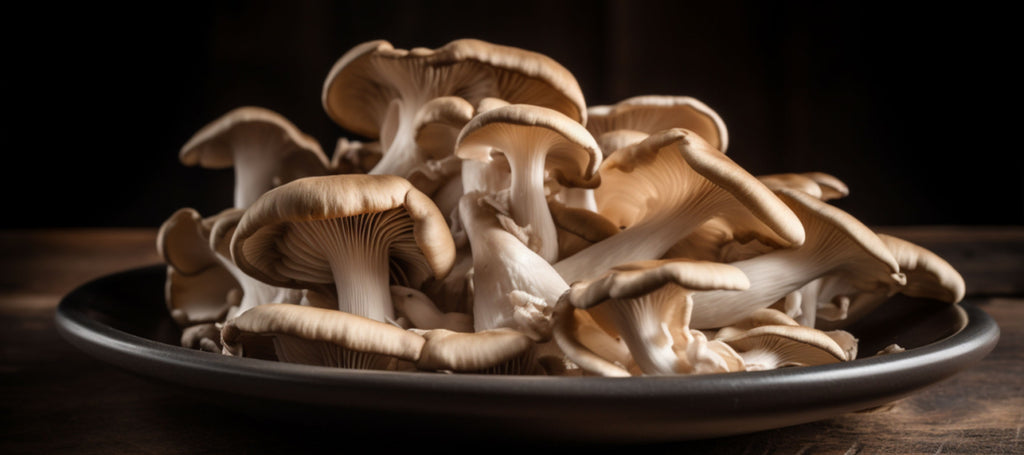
[
  {"x1": 586, "y1": 95, "x2": 729, "y2": 154},
  {"x1": 555, "y1": 259, "x2": 751, "y2": 376},
  {"x1": 321, "y1": 38, "x2": 587, "y2": 179},
  {"x1": 329, "y1": 138, "x2": 382, "y2": 174},
  {"x1": 207, "y1": 207, "x2": 306, "y2": 319},
  {"x1": 459, "y1": 190, "x2": 570, "y2": 341},
  {"x1": 811, "y1": 232, "x2": 967, "y2": 330},
  {"x1": 689, "y1": 187, "x2": 906, "y2": 329},
  {"x1": 759, "y1": 171, "x2": 850, "y2": 202},
  {"x1": 156, "y1": 207, "x2": 239, "y2": 349},
  {"x1": 230, "y1": 174, "x2": 456, "y2": 323},
  {"x1": 555, "y1": 128, "x2": 805, "y2": 282},
  {"x1": 716, "y1": 324, "x2": 854, "y2": 371},
  {"x1": 221, "y1": 303, "x2": 425, "y2": 370},
  {"x1": 180, "y1": 106, "x2": 330, "y2": 208},
  {"x1": 455, "y1": 103, "x2": 602, "y2": 262},
  {"x1": 415, "y1": 328, "x2": 541, "y2": 375}
]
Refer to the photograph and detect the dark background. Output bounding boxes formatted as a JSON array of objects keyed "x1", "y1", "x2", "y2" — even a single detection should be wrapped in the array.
[{"x1": 5, "y1": 0, "x2": 1021, "y2": 229}]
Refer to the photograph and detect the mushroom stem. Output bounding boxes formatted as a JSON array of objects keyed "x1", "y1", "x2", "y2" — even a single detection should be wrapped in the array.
[
  {"x1": 290, "y1": 211, "x2": 405, "y2": 322},
  {"x1": 589, "y1": 289, "x2": 680, "y2": 375},
  {"x1": 508, "y1": 145, "x2": 559, "y2": 262},
  {"x1": 231, "y1": 135, "x2": 288, "y2": 208},
  {"x1": 371, "y1": 98, "x2": 423, "y2": 178},
  {"x1": 554, "y1": 190, "x2": 727, "y2": 282}
]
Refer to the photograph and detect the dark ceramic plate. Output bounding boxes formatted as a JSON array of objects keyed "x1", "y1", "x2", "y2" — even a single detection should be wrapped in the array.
[{"x1": 55, "y1": 265, "x2": 999, "y2": 443}]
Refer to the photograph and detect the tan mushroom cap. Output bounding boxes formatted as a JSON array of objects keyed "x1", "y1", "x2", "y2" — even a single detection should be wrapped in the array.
[
  {"x1": 563, "y1": 259, "x2": 751, "y2": 311},
  {"x1": 412, "y1": 96, "x2": 477, "y2": 162},
  {"x1": 878, "y1": 233, "x2": 966, "y2": 304},
  {"x1": 689, "y1": 187, "x2": 904, "y2": 329},
  {"x1": 456, "y1": 103, "x2": 602, "y2": 188},
  {"x1": 231, "y1": 174, "x2": 456, "y2": 290},
  {"x1": 556, "y1": 259, "x2": 750, "y2": 376},
  {"x1": 415, "y1": 328, "x2": 538, "y2": 374},
  {"x1": 556, "y1": 128, "x2": 804, "y2": 282},
  {"x1": 321, "y1": 38, "x2": 587, "y2": 139},
  {"x1": 156, "y1": 207, "x2": 239, "y2": 327},
  {"x1": 586, "y1": 95, "x2": 729, "y2": 152},
  {"x1": 759, "y1": 171, "x2": 850, "y2": 202},
  {"x1": 717, "y1": 324, "x2": 852, "y2": 370},
  {"x1": 221, "y1": 303, "x2": 426, "y2": 369},
  {"x1": 180, "y1": 106, "x2": 330, "y2": 207},
  {"x1": 456, "y1": 104, "x2": 602, "y2": 262}
]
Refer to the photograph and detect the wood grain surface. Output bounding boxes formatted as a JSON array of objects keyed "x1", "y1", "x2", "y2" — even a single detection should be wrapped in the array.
[{"x1": 1, "y1": 227, "x2": 1021, "y2": 454}]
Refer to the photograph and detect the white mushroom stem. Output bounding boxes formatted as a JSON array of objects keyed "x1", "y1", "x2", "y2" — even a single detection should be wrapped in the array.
[
  {"x1": 689, "y1": 189, "x2": 905, "y2": 329},
  {"x1": 229, "y1": 133, "x2": 287, "y2": 208},
  {"x1": 286, "y1": 209, "x2": 412, "y2": 322},
  {"x1": 460, "y1": 191, "x2": 569, "y2": 341},
  {"x1": 555, "y1": 188, "x2": 730, "y2": 282},
  {"x1": 509, "y1": 141, "x2": 560, "y2": 262},
  {"x1": 372, "y1": 97, "x2": 426, "y2": 178}
]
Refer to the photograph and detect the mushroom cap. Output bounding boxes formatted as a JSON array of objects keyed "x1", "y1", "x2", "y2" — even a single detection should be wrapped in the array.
[
  {"x1": 221, "y1": 303, "x2": 426, "y2": 367},
  {"x1": 564, "y1": 258, "x2": 751, "y2": 311},
  {"x1": 415, "y1": 328, "x2": 537, "y2": 373},
  {"x1": 180, "y1": 106, "x2": 328, "y2": 171},
  {"x1": 759, "y1": 171, "x2": 850, "y2": 202},
  {"x1": 877, "y1": 233, "x2": 966, "y2": 303},
  {"x1": 321, "y1": 39, "x2": 587, "y2": 139},
  {"x1": 586, "y1": 95, "x2": 729, "y2": 152},
  {"x1": 717, "y1": 324, "x2": 852, "y2": 368},
  {"x1": 455, "y1": 103, "x2": 602, "y2": 189},
  {"x1": 230, "y1": 174, "x2": 456, "y2": 290}
]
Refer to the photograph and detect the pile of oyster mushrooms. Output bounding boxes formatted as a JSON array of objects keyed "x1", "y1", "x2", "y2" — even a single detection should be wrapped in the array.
[{"x1": 157, "y1": 38, "x2": 966, "y2": 377}]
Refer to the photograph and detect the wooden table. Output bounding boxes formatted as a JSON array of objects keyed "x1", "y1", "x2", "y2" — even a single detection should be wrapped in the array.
[{"x1": 2, "y1": 227, "x2": 1022, "y2": 454}]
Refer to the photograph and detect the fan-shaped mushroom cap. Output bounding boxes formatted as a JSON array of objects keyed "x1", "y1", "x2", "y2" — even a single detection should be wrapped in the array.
[
  {"x1": 690, "y1": 188, "x2": 905, "y2": 329},
  {"x1": 556, "y1": 259, "x2": 750, "y2": 376},
  {"x1": 322, "y1": 39, "x2": 587, "y2": 178},
  {"x1": 586, "y1": 95, "x2": 729, "y2": 153},
  {"x1": 716, "y1": 324, "x2": 853, "y2": 370},
  {"x1": 759, "y1": 171, "x2": 850, "y2": 202},
  {"x1": 230, "y1": 174, "x2": 456, "y2": 323},
  {"x1": 456, "y1": 104, "x2": 602, "y2": 262},
  {"x1": 207, "y1": 207, "x2": 306, "y2": 319},
  {"x1": 221, "y1": 303, "x2": 425, "y2": 370},
  {"x1": 156, "y1": 207, "x2": 239, "y2": 328},
  {"x1": 180, "y1": 106, "x2": 330, "y2": 208},
  {"x1": 555, "y1": 128, "x2": 804, "y2": 283},
  {"x1": 812, "y1": 233, "x2": 967, "y2": 331},
  {"x1": 415, "y1": 328, "x2": 540, "y2": 374}
]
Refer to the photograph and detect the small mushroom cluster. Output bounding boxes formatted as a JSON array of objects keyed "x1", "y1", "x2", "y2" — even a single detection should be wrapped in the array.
[{"x1": 158, "y1": 38, "x2": 966, "y2": 376}]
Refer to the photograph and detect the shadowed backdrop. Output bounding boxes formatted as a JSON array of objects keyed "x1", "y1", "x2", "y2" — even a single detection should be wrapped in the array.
[{"x1": 6, "y1": 0, "x2": 1021, "y2": 228}]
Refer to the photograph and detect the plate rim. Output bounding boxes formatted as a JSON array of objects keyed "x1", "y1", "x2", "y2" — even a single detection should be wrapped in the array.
[{"x1": 54, "y1": 264, "x2": 1002, "y2": 441}]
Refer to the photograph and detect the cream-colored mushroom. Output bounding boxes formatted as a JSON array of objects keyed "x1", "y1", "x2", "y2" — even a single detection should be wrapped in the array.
[
  {"x1": 230, "y1": 174, "x2": 456, "y2": 323},
  {"x1": 415, "y1": 328, "x2": 541, "y2": 375},
  {"x1": 459, "y1": 190, "x2": 570, "y2": 341},
  {"x1": 207, "y1": 207, "x2": 306, "y2": 320},
  {"x1": 689, "y1": 187, "x2": 906, "y2": 329},
  {"x1": 321, "y1": 39, "x2": 586, "y2": 179},
  {"x1": 329, "y1": 138, "x2": 382, "y2": 174},
  {"x1": 758, "y1": 171, "x2": 850, "y2": 202},
  {"x1": 221, "y1": 303, "x2": 425, "y2": 370},
  {"x1": 555, "y1": 128, "x2": 805, "y2": 283},
  {"x1": 156, "y1": 207, "x2": 238, "y2": 329},
  {"x1": 811, "y1": 232, "x2": 967, "y2": 331},
  {"x1": 456, "y1": 104, "x2": 602, "y2": 263},
  {"x1": 180, "y1": 106, "x2": 330, "y2": 208},
  {"x1": 586, "y1": 95, "x2": 729, "y2": 154},
  {"x1": 554, "y1": 259, "x2": 751, "y2": 376}
]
